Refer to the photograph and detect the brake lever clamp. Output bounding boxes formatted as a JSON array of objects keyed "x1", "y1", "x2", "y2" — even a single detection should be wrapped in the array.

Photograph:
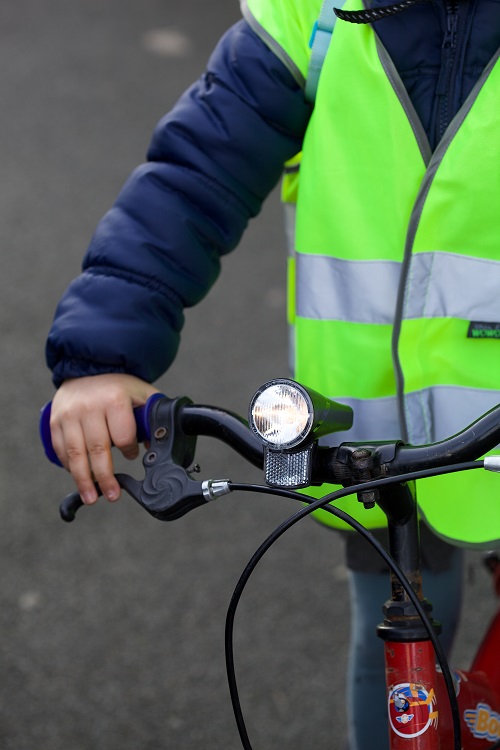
[{"x1": 125, "y1": 394, "x2": 209, "y2": 521}]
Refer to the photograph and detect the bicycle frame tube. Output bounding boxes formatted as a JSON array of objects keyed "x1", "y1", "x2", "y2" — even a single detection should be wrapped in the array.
[
  {"x1": 385, "y1": 640, "x2": 440, "y2": 749},
  {"x1": 437, "y1": 666, "x2": 500, "y2": 748},
  {"x1": 439, "y1": 555, "x2": 500, "y2": 749},
  {"x1": 376, "y1": 483, "x2": 441, "y2": 750}
]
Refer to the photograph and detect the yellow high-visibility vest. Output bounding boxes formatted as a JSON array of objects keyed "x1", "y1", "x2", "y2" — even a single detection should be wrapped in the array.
[{"x1": 243, "y1": 0, "x2": 500, "y2": 545}]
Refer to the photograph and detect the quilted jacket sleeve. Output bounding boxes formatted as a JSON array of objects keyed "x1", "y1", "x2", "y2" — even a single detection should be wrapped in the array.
[{"x1": 46, "y1": 19, "x2": 312, "y2": 387}]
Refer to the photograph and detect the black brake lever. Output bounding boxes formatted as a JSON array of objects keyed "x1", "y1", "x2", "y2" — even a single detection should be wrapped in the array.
[
  {"x1": 59, "y1": 395, "x2": 229, "y2": 523},
  {"x1": 118, "y1": 466, "x2": 206, "y2": 521}
]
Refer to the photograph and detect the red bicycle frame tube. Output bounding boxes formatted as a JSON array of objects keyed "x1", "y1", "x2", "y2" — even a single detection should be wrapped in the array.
[
  {"x1": 385, "y1": 640, "x2": 439, "y2": 750},
  {"x1": 384, "y1": 629, "x2": 500, "y2": 749},
  {"x1": 383, "y1": 544, "x2": 500, "y2": 749}
]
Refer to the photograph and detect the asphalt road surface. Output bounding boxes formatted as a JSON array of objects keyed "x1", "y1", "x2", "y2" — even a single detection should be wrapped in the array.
[{"x1": 0, "y1": 2, "x2": 496, "y2": 749}]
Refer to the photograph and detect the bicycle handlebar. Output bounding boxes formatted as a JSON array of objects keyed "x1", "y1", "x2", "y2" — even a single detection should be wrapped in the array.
[
  {"x1": 41, "y1": 388, "x2": 500, "y2": 523},
  {"x1": 41, "y1": 384, "x2": 500, "y2": 750}
]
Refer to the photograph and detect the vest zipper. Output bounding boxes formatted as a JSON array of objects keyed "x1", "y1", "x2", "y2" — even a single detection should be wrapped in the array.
[{"x1": 435, "y1": 0, "x2": 459, "y2": 143}]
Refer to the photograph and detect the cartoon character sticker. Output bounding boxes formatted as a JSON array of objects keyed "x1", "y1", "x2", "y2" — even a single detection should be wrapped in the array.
[{"x1": 388, "y1": 683, "x2": 438, "y2": 738}]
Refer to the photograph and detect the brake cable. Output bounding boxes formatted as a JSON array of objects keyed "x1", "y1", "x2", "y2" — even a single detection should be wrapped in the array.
[{"x1": 225, "y1": 460, "x2": 483, "y2": 750}]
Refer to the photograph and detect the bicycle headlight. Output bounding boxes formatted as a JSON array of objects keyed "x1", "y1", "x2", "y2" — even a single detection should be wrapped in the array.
[
  {"x1": 249, "y1": 379, "x2": 353, "y2": 489},
  {"x1": 249, "y1": 380, "x2": 314, "y2": 449},
  {"x1": 249, "y1": 379, "x2": 353, "y2": 450}
]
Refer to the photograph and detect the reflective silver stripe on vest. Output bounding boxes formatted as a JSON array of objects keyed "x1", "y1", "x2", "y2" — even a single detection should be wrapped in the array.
[
  {"x1": 320, "y1": 394, "x2": 401, "y2": 445},
  {"x1": 296, "y1": 253, "x2": 401, "y2": 323},
  {"x1": 405, "y1": 386, "x2": 500, "y2": 446},
  {"x1": 296, "y1": 251, "x2": 500, "y2": 323},
  {"x1": 319, "y1": 386, "x2": 500, "y2": 449},
  {"x1": 404, "y1": 252, "x2": 500, "y2": 320}
]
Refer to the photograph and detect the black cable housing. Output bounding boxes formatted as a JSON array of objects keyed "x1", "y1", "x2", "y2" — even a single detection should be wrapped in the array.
[{"x1": 225, "y1": 461, "x2": 483, "y2": 750}]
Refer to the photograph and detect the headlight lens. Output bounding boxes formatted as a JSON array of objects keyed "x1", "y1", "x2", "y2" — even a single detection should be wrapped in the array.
[{"x1": 250, "y1": 380, "x2": 314, "y2": 449}]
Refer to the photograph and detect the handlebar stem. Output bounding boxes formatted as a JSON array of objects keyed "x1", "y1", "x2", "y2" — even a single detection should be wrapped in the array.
[{"x1": 377, "y1": 481, "x2": 441, "y2": 642}]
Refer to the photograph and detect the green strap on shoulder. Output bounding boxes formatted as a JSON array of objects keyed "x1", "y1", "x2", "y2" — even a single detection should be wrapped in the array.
[{"x1": 305, "y1": 0, "x2": 341, "y2": 104}]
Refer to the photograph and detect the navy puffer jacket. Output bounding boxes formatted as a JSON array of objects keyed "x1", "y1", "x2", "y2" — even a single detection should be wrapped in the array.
[{"x1": 46, "y1": 2, "x2": 500, "y2": 387}]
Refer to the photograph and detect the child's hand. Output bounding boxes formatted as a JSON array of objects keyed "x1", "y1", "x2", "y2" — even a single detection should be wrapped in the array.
[{"x1": 49, "y1": 373, "x2": 159, "y2": 505}]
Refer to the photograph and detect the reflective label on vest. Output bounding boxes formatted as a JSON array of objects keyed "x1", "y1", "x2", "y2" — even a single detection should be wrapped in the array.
[{"x1": 468, "y1": 322, "x2": 500, "y2": 339}]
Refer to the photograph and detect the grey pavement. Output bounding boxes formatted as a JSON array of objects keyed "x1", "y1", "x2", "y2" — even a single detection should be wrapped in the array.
[{"x1": 0, "y1": 2, "x2": 496, "y2": 749}]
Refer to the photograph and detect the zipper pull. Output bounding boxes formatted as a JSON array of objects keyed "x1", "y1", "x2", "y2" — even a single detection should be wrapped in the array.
[
  {"x1": 446, "y1": 11, "x2": 458, "y2": 49},
  {"x1": 436, "y1": 9, "x2": 458, "y2": 95}
]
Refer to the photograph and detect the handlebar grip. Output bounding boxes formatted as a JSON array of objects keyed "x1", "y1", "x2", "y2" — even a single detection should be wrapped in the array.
[
  {"x1": 39, "y1": 393, "x2": 165, "y2": 467},
  {"x1": 60, "y1": 491, "x2": 84, "y2": 522}
]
